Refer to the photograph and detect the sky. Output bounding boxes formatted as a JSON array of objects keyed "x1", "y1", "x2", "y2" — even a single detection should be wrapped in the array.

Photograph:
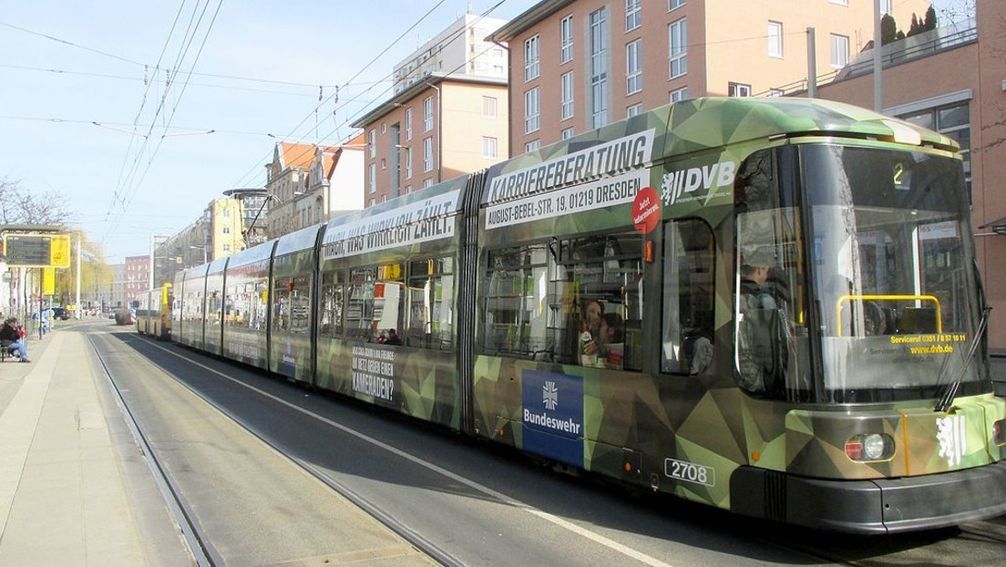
[{"x1": 0, "y1": 0, "x2": 971, "y2": 263}]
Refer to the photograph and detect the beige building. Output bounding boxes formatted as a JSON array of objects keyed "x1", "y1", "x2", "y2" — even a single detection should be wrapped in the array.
[
  {"x1": 393, "y1": 13, "x2": 507, "y2": 94},
  {"x1": 491, "y1": 0, "x2": 928, "y2": 154},
  {"x1": 811, "y1": 0, "x2": 1006, "y2": 351},
  {"x1": 208, "y1": 198, "x2": 244, "y2": 259},
  {"x1": 353, "y1": 73, "x2": 509, "y2": 206},
  {"x1": 265, "y1": 137, "x2": 364, "y2": 237}
]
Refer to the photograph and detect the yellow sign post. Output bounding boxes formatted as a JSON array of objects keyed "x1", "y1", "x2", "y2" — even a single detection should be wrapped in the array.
[
  {"x1": 42, "y1": 267, "x2": 56, "y2": 295},
  {"x1": 49, "y1": 235, "x2": 71, "y2": 268}
]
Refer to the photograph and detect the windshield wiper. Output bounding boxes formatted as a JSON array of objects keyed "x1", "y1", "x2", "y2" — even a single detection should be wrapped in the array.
[{"x1": 934, "y1": 306, "x2": 992, "y2": 413}]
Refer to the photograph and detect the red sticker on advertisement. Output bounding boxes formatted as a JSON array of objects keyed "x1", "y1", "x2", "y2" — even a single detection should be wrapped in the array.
[{"x1": 631, "y1": 186, "x2": 661, "y2": 234}]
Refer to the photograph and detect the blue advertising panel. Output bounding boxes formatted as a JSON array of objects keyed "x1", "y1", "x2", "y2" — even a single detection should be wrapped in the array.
[{"x1": 521, "y1": 369, "x2": 584, "y2": 467}]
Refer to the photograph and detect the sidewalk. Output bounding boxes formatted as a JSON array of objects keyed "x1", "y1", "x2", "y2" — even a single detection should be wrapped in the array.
[{"x1": 0, "y1": 328, "x2": 192, "y2": 566}]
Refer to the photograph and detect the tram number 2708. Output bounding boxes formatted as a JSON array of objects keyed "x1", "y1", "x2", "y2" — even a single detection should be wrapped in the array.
[{"x1": 664, "y1": 458, "x2": 715, "y2": 487}]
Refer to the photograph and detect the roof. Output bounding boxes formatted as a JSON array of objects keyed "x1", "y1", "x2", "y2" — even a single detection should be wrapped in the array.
[
  {"x1": 488, "y1": 0, "x2": 572, "y2": 43},
  {"x1": 351, "y1": 73, "x2": 508, "y2": 129}
]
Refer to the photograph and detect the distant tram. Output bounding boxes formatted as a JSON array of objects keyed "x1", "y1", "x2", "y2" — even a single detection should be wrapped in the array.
[
  {"x1": 166, "y1": 98, "x2": 1006, "y2": 533},
  {"x1": 134, "y1": 283, "x2": 172, "y2": 340}
]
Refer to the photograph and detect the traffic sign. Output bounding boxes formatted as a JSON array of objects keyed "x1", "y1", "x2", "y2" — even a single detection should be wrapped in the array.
[{"x1": 2, "y1": 234, "x2": 71, "y2": 268}]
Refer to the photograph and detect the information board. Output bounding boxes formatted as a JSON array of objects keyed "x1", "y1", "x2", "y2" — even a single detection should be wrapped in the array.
[{"x1": 3, "y1": 234, "x2": 71, "y2": 268}]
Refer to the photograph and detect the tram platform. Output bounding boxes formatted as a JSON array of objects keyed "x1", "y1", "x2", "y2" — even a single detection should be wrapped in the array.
[{"x1": 0, "y1": 328, "x2": 193, "y2": 566}]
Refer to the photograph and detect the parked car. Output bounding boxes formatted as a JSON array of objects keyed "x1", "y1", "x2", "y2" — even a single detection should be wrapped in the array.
[
  {"x1": 114, "y1": 308, "x2": 135, "y2": 326},
  {"x1": 52, "y1": 307, "x2": 72, "y2": 320}
]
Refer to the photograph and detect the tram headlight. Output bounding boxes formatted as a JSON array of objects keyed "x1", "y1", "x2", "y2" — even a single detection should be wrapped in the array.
[{"x1": 844, "y1": 433, "x2": 895, "y2": 462}]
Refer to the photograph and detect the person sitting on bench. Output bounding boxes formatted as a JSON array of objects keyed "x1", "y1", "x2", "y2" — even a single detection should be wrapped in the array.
[{"x1": 1, "y1": 318, "x2": 29, "y2": 362}]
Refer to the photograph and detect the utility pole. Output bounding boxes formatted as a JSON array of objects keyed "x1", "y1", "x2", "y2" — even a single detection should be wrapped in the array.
[
  {"x1": 874, "y1": 0, "x2": 883, "y2": 112},
  {"x1": 75, "y1": 232, "x2": 81, "y2": 318}
]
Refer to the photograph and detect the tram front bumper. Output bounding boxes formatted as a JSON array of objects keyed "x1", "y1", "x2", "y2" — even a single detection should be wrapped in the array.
[{"x1": 730, "y1": 460, "x2": 1006, "y2": 534}]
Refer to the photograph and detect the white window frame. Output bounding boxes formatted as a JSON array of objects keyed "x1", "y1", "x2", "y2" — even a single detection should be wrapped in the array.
[
  {"x1": 368, "y1": 129, "x2": 376, "y2": 158},
  {"x1": 560, "y1": 15, "x2": 573, "y2": 64},
  {"x1": 627, "y1": 103, "x2": 643, "y2": 118},
  {"x1": 830, "y1": 33, "x2": 849, "y2": 68},
  {"x1": 590, "y1": 7, "x2": 609, "y2": 129},
  {"x1": 482, "y1": 137, "x2": 498, "y2": 159},
  {"x1": 404, "y1": 108, "x2": 412, "y2": 140},
  {"x1": 767, "y1": 21, "x2": 783, "y2": 58},
  {"x1": 404, "y1": 148, "x2": 412, "y2": 179},
  {"x1": 669, "y1": 18, "x2": 687, "y2": 79},
  {"x1": 423, "y1": 178, "x2": 433, "y2": 189},
  {"x1": 482, "y1": 96, "x2": 497, "y2": 119},
  {"x1": 626, "y1": 40, "x2": 642, "y2": 95},
  {"x1": 424, "y1": 96, "x2": 433, "y2": 131},
  {"x1": 626, "y1": 0, "x2": 641, "y2": 31},
  {"x1": 423, "y1": 137, "x2": 433, "y2": 172},
  {"x1": 525, "y1": 140, "x2": 540, "y2": 153},
  {"x1": 561, "y1": 72, "x2": 574, "y2": 120},
  {"x1": 670, "y1": 86, "x2": 689, "y2": 102},
  {"x1": 729, "y1": 82, "x2": 752, "y2": 97},
  {"x1": 525, "y1": 87, "x2": 540, "y2": 134},
  {"x1": 524, "y1": 35, "x2": 540, "y2": 81},
  {"x1": 561, "y1": 127, "x2": 575, "y2": 140},
  {"x1": 879, "y1": 0, "x2": 892, "y2": 14},
  {"x1": 369, "y1": 163, "x2": 376, "y2": 194},
  {"x1": 669, "y1": 0, "x2": 686, "y2": 11}
]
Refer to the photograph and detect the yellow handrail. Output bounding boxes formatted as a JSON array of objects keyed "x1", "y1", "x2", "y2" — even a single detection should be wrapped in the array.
[{"x1": 835, "y1": 294, "x2": 942, "y2": 337}]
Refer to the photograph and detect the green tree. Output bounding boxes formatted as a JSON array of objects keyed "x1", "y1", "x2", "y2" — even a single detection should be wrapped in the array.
[
  {"x1": 923, "y1": 5, "x2": 938, "y2": 31},
  {"x1": 881, "y1": 13, "x2": 898, "y2": 45}
]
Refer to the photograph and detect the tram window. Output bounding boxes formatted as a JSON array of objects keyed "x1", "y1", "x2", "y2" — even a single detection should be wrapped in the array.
[
  {"x1": 272, "y1": 275, "x2": 311, "y2": 334},
  {"x1": 320, "y1": 270, "x2": 344, "y2": 337},
  {"x1": 374, "y1": 263, "x2": 405, "y2": 343},
  {"x1": 483, "y1": 245, "x2": 549, "y2": 358},
  {"x1": 406, "y1": 257, "x2": 454, "y2": 350},
  {"x1": 661, "y1": 219, "x2": 715, "y2": 375},
  {"x1": 554, "y1": 232, "x2": 644, "y2": 370},
  {"x1": 345, "y1": 267, "x2": 377, "y2": 340}
]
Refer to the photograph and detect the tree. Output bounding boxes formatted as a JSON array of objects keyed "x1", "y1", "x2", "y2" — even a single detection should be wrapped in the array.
[
  {"x1": 923, "y1": 5, "x2": 938, "y2": 32},
  {"x1": 53, "y1": 231, "x2": 112, "y2": 308},
  {"x1": 0, "y1": 177, "x2": 71, "y2": 226},
  {"x1": 907, "y1": 13, "x2": 923, "y2": 37},
  {"x1": 881, "y1": 13, "x2": 898, "y2": 45}
]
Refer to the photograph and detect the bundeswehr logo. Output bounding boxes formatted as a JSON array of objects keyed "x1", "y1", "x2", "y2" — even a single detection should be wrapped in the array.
[{"x1": 521, "y1": 370, "x2": 583, "y2": 467}]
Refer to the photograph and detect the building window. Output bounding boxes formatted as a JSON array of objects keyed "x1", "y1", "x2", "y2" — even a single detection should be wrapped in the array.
[
  {"x1": 879, "y1": 0, "x2": 892, "y2": 14},
  {"x1": 525, "y1": 140, "x2": 540, "y2": 152},
  {"x1": 524, "y1": 35, "x2": 540, "y2": 81},
  {"x1": 423, "y1": 178, "x2": 433, "y2": 188},
  {"x1": 369, "y1": 163, "x2": 376, "y2": 193},
  {"x1": 627, "y1": 103, "x2": 643, "y2": 118},
  {"x1": 900, "y1": 101, "x2": 972, "y2": 200},
  {"x1": 405, "y1": 148, "x2": 412, "y2": 179},
  {"x1": 626, "y1": 40, "x2": 642, "y2": 95},
  {"x1": 830, "y1": 34, "x2": 849, "y2": 68},
  {"x1": 561, "y1": 127, "x2": 575, "y2": 140},
  {"x1": 423, "y1": 137, "x2": 433, "y2": 172},
  {"x1": 590, "y1": 7, "x2": 609, "y2": 129},
  {"x1": 368, "y1": 130, "x2": 376, "y2": 157},
  {"x1": 223, "y1": 226, "x2": 230, "y2": 234},
  {"x1": 404, "y1": 186, "x2": 411, "y2": 194},
  {"x1": 669, "y1": 18, "x2": 687, "y2": 79},
  {"x1": 670, "y1": 86, "x2": 689, "y2": 102},
  {"x1": 669, "y1": 0, "x2": 686, "y2": 10},
  {"x1": 369, "y1": 198, "x2": 375, "y2": 207},
  {"x1": 223, "y1": 244, "x2": 231, "y2": 252},
  {"x1": 424, "y1": 96, "x2": 433, "y2": 131},
  {"x1": 729, "y1": 82, "x2": 751, "y2": 97},
  {"x1": 561, "y1": 72, "x2": 574, "y2": 120},
  {"x1": 767, "y1": 21, "x2": 783, "y2": 58},
  {"x1": 560, "y1": 15, "x2": 573, "y2": 64},
  {"x1": 525, "y1": 87, "x2": 540, "y2": 133},
  {"x1": 381, "y1": 158, "x2": 386, "y2": 169},
  {"x1": 626, "y1": 0, "x2": 641, "y2": 31},
  {"x1": 483, "y1": 96, "x2": 497, "y2": 119},
  {"x1": 768, "y1": 88, "x2": 785, "y2": 97},
  {"x1": 483, "y1": 137, "x2": 498, "y2": 159},
  {"x1": 404, "y1": 108, "x2": 412, "y2": 140},
  {"x1": 381, "y1": 122, "x2": 387, "y2": 134}
]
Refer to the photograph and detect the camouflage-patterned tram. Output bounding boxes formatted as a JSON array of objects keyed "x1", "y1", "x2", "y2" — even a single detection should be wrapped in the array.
[{"x1": 171, "y1": 98, "x2": 1006, "y2": 533}]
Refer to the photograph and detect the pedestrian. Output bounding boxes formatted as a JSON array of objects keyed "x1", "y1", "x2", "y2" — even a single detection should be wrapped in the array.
[{"x1": 1, "y1": 318, "x2": 30, "y2": 362}]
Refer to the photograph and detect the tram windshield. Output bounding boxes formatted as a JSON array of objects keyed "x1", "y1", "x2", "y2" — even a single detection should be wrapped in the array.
[{"x1": 735, "y1": 144, "x2": 989, "y2": 403}]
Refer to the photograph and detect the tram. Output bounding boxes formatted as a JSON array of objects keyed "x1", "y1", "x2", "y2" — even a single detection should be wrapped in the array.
[
  {"x1": 134, "y1": 283, "x2": 172, "y2": 340},
  {"x1": 169, "y1": 97, "x2": 1006, "y2": 533}
]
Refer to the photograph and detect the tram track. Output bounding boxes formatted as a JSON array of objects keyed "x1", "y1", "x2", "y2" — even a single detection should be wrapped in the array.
[
  {"x1": 91, "y1": 330, "x2": 461, "y2": 566},
  {"x1": 87, "y1": 333, "x2": 216, "y2": 567}
]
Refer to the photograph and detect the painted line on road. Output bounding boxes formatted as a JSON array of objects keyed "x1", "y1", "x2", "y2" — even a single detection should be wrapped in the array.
[{"x1": 138, "y1": 338, "x2": 674, "y2": 567}]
